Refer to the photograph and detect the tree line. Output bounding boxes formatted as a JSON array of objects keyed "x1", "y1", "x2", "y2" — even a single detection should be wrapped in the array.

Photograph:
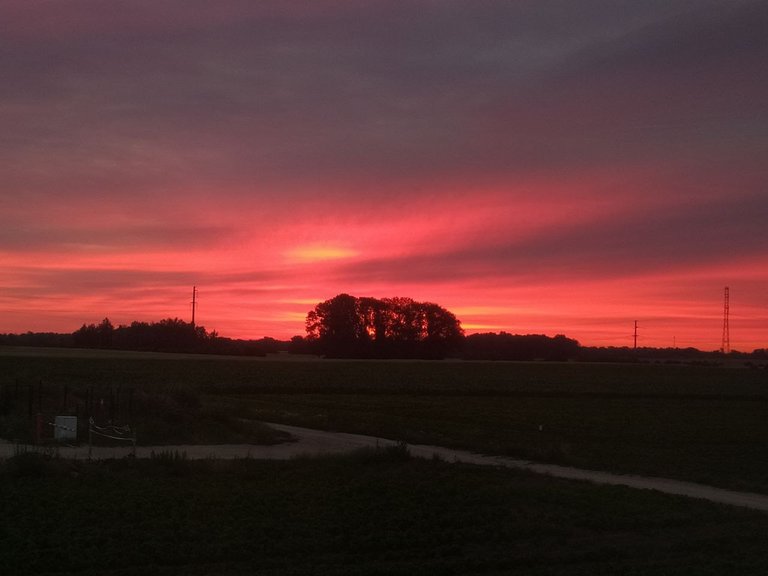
[
  {"x1": 4, "y1": 292, "x2": 762, "y2": 362},
  {"x1": 72, "y1": 318, "x2": 290, "y2": 356},
  {"x1": 72, "y1": 318, "x2": 213, "y2": 353},
  {"x1": 0, "y1": 317, "x2": 283, "y2": 356}
]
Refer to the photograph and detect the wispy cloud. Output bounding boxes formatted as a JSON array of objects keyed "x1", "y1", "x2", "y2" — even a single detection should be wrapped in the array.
[{"x1": 1, "y1": 1, "x2": 766, "y2": 348}]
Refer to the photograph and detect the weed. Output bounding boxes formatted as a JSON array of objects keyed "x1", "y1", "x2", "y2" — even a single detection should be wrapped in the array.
[{"x1": 149, "y1": 449, "x2": 191, "y2": 476}]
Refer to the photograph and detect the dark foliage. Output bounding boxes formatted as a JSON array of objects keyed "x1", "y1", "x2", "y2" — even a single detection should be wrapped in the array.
[
  {"x1": 0, "y1": 331, "x2": 74, "y2": 348},
  {"x1": 305, "y1": 294, "x2": 464, "y2": 358},
  {"x1": 578, "y1": 346, "x2": 758, "y2": 363},
  {"x1": 463, "y1": 332, "x2": 580, "y2": 361},
  {"x1": 3, "y1": 309, "x2": 766, "y2": 363},
  {"x1": 66, "y1": 318, "x2": 290, "y2": 356},
  {"x1": 71, "y1": 317, "x2": 213, "y2": 353}
]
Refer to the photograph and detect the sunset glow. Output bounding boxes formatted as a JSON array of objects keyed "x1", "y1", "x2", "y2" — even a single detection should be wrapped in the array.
[
  {"x1": 1, "y1": 1, "x2": 767, "y2": 350},
  {"x1": 285, "y1": 246, "x2": 359, "y2": 263}
]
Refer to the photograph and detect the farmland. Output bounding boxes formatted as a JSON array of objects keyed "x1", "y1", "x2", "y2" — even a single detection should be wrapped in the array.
[
  {"x1": 2, "y1": 347, "x2": 768, "y2": 492},
  {"x1": 3, "y1": 449, "x2": 768, "y2": 575},
  {"x1": 3, "y1": 347, "x2": 768, "y2": 574}
]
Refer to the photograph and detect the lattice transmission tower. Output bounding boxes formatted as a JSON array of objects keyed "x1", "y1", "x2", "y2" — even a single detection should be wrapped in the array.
[{"x1": 720, "y1": 286, "x2": 730, "y2": 354}]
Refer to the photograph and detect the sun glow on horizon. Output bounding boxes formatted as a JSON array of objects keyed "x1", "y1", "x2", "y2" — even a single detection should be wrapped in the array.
[
  {"x1": 284, "y1": 245, "x2": 359, "y2": 263},
  {"x1": 1, "y1": 2, "x2": 766, "y2": 352}
]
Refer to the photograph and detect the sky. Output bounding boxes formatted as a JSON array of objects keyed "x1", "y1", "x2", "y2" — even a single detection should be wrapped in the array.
[{"x1": 1, "y1": 0, "x2": 767, "y2": 350}]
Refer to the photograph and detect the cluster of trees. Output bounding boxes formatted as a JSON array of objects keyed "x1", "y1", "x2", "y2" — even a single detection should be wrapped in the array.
[
  {"x1": 0, "y1": 321, "x2": 277, "y2": 356},
  {"x1": 463, "y1": 332, "x2": 580, "y2": 362},
  {"x1": 70, "y1": 318, "x2": 282, "y2": 356},
  {"x1": 73, "y1": 318, "x2": 214, "y2": 353},
  {"x1": 305, "y1": 294, "x2": 464, "y2": 358},
  {"x1": 303, "y1": 294, "x2": 587, "y2": 360}
]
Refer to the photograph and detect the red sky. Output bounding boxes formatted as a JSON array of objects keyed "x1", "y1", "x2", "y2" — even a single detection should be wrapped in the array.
[{"x1": 1, "y1": 1, "x2": 767, "y2": 350}]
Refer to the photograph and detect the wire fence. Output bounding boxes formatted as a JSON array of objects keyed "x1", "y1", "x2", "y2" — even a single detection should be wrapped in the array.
[{"x1": 89, "y1": 418, "x2": 136, "y2": 458}]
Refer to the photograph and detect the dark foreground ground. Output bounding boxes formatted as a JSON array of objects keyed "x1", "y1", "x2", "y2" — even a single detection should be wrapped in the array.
[
  {"x1": 3, "y1": 449, "x2": 768, "y2": 576},
  {"x1": 3, "y1": 349, "x2": 768, "y2": 574},
  {"x1": 3, "y1": 348, "x2": 768, "y2": 492}
]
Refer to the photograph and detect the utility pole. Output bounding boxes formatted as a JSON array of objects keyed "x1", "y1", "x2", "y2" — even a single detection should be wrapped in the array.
[
  {"x1": 191, "y1": 286, "x2": 197, "y2": 327},
  {"x1": 721, "y1": 286, "x2": 730, "y2": 354},
  {"x1": 633, "y1": 320, "x2": 638, "y2": 350}
]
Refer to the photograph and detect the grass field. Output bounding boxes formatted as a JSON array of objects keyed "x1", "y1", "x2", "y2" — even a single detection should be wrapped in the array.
[
  {"x1": 4, "y1": 347, "x2": 768, "y2": 574},
  {"x1": 3, "y1": 449, "x2": 768, "y2": 576},
  {"x1": 2, "y1": 347, "x2": 768, "y2": 492}
]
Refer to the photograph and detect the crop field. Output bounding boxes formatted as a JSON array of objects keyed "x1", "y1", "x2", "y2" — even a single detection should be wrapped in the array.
[
  {"x1": 2, "y1": 347, "x2": 768, "y2": 492},
  {"x1": 3, "y1": 449, "x2": 768, "y2": 575},
  {"x1": 3, "y1": 347, "x2": 768, "y2": 574}
]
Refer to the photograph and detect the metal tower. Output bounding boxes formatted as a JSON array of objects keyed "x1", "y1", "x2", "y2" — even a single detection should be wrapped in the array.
[{"x1": 721, "y1": 286, "x2": 730, "y2": 354}]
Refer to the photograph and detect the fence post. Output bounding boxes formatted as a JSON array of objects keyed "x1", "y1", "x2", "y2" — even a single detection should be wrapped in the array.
[{"x1": 85, "y1": 387, "x2": 92, "y2": 420}]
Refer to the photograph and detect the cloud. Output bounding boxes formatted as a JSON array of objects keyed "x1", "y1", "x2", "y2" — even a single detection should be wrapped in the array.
[
  {"x1": 1, "y1": 1, "x2": 765, "y2": 347},
  {"x1": 7, "y1": 0, "x2": 764, "y2": 197},
  {"x1": 329, "y1": 190, "x2": 768, "y2": 287},
  {"x1": 0, "y1": 224, "x2": 232, "y2": 253}
]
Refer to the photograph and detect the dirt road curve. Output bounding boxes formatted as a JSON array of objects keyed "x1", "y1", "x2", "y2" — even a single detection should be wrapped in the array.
[{"x1": 4, "y1": 422, "x2": 768, "y2": 513}]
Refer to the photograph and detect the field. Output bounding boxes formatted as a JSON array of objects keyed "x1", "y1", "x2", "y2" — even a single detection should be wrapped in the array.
[
  {"x1": 2, "y1": 347, "x2": 768, "y2": 492},
  {"x1": 3, "y1": 347, "x2": 768, "y2": 574},
  {"x1": 3, "y1": 449, "x2": 768, "y2": 575}
]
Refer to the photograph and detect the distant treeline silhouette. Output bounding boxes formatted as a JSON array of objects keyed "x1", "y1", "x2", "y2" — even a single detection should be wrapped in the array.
[
  {"x1": 0, "y1": 318, "x2": 283, "y2": 356},
  {"x1": 1, "y1": 294, "x2": 766, "y2": 362},
  {"x1": 73, "y1": 318, "x2": 211, "y2": 353},
  {"x1": 463, "y1": 332, "x2": 579, "y2": 361}
]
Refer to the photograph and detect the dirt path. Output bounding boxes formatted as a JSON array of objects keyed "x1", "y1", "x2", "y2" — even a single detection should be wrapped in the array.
[{"x1": 4, "y1": 422, "x2": 768, "y2": 513}]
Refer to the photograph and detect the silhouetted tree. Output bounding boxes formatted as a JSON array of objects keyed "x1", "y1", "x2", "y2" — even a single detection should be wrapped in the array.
[
  {"x1": 357, "y1": 296, "x2": 388, "y2": 344},
  {"x1": 73, "y1": 318, "x2": 114, "y2": 348},
  {"x1": 305, "y1": 294, "x2": 464, "y2": 358},
  {"x1": 420, "y1": 302, "x2": 464, "y2": 358},
  {"x1": 306, "y1": 293, "x2": 363, "y2": 356},
  {"x1": 288, "y1": 335, "x2": 318, "y2": 355}
]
